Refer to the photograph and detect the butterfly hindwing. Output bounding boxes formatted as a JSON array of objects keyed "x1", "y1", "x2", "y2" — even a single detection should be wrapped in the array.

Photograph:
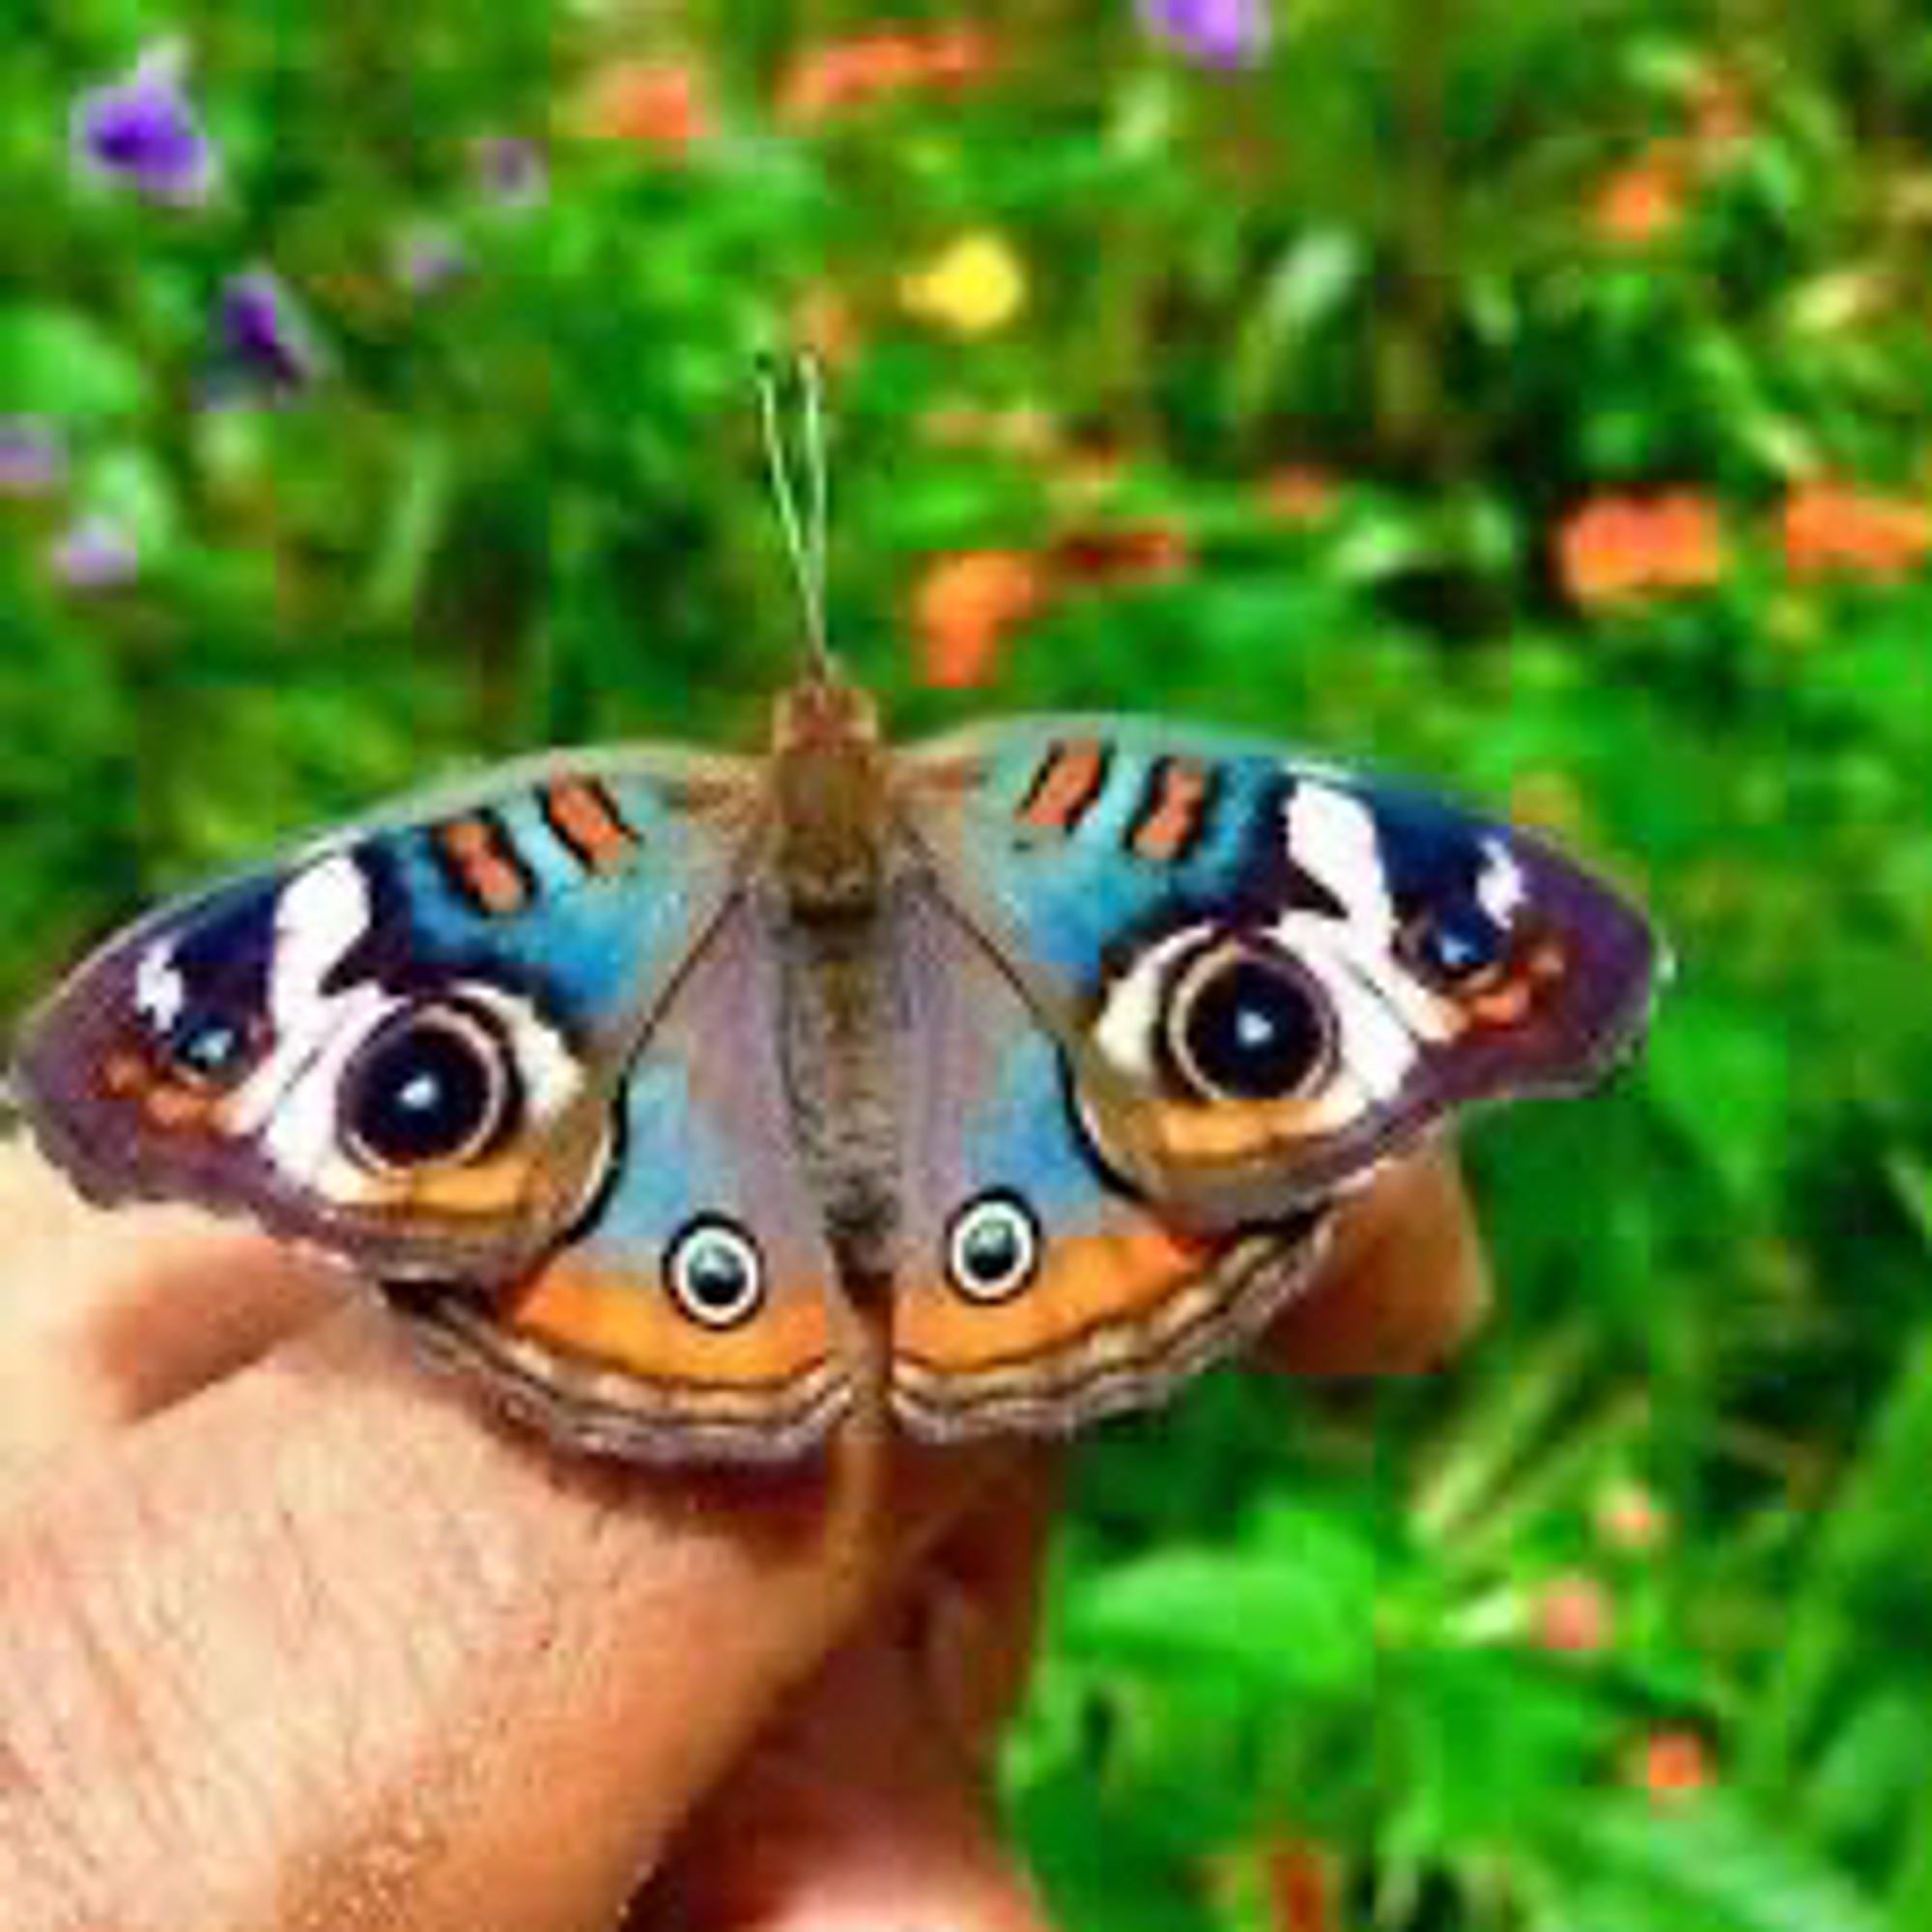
[
  {"x1": 14, "y1": 746, "x2": 762, "y2": 1284},
  {"x1": 899, "y1": 716, "x2": 1661, "y2": 1226},
  {"x1": 391, "y1": 891, "x2": 852, "y2": 1463}
]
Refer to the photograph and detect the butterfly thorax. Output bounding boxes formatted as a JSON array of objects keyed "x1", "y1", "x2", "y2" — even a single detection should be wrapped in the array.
[{"x1": 769, "y1": 678, "x2": 894, "y2": 919}]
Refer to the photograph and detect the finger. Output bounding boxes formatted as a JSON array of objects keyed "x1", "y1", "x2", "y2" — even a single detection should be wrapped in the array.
[
  {"x1": 0, "y1": 1141, "x2": 339, "y2": 1465},
  {"x1": 638, "y1": 1460, "x2": 1062, "y2": 1932},
  {"x1": 0, "y1": 1299, "x2": 1029, "y2": 1932},
  {"x1": 1256, "y1": 1144, "x2": 1490, "y2": 1376}
]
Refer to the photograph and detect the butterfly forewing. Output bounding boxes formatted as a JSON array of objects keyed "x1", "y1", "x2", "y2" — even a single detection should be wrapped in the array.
[
  {"x1": 897, "y1": 717, "x2": 1662, "y2": 1223},
  {"x1": 14, "y1": 747, "x2": 764, "y2": 1285}
]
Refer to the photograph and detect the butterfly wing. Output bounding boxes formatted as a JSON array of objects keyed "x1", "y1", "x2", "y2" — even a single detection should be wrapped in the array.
[
  {"x1": 881, "y1": 875, "x2": 1331, "y2": 1441},
  {"x1": 12, "y1": 746, "x2": 765, "y2": 1287},
  {"x1": 391, "y1": 890, "x2": 853, "y2": 1463},
  {"x1": 896, "y1": 716, "x2": 1662, "y2": 1229}
]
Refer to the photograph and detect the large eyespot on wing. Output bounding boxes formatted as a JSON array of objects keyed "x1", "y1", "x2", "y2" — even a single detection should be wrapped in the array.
[
  {"x1": 381, "y1": 896, "x2": 853, "y2": 1465},
  {"x1": 339, "y1": 1001, "x2": 522, "y2": 1175},
  {"x1": 12, "y1": 851, "x2": 614, "y2": 1280},
  {"x1": 895, "y1": 718, "x2": 1663, "y2": 1225},
  {"x1": 10, "y1": 746, "x2": 762, "y2": 1282},
  {"x1": 1076, "y1": 784, "x2": 1662, "y2": 1218}
]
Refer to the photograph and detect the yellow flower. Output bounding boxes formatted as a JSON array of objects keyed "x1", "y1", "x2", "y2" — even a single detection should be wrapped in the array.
[{"x1": 898, "y1": 233, "x2": 1027, "y2": 336}]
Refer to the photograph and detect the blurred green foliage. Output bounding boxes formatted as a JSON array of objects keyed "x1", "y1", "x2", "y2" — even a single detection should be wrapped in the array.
[{"x1": 4, "y1": 3, "x2": 1932, "y2": 1927}]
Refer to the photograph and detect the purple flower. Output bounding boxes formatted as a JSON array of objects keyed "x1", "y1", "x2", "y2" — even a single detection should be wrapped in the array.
[
  {"x1": 214, "y1": 270, "x2": 328, "y2": 400},
  {"x1": 51, "y1": 513, "x2": 138, "y2": 591},
  {"x1": 0, "y1": 417, "x2": 67, "y2": 496},
  {"x1": 475, "y1": 136, "x2": 547, "y2": 210},
  {"x1": 1138, "y1": 0, "x2": 1272, "y2": 70},
  {"x1": 71, "y1": 41, "x2": 217, "y2": 206}
]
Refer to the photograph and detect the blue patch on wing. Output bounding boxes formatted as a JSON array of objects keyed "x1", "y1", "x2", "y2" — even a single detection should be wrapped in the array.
[
  {"x1": 349, "y1": 774, "x2": 743, "y2": 1037},
  {"x1": 959, "y1": 724, "x2": 1303, "y2": 990},
  {"x1": 959, "y1": 1027, "x2": 1122, "y2": 1226}
]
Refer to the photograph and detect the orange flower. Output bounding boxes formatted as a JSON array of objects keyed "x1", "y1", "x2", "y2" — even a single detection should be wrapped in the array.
[
  {"x1": 581, "y1": 61, "x2": 711, "y2": 154},
  {"x1": 1594, "y1": 1480, "x2": 1669, "y2": 1555},
  {"x1": 923, "y1": 24, "x2": 997, "y2": 87},
  {"x1": 1556, "y1": 492, "x2": 1723, "y2": 608},
  {"x1": 1558, "y1": 497, "x2": 1650, "y2": 607},
  {"x1": 1648, "y1": 490, "x2": 1725, "y2": 589},
  {"x1": 780, "y1": 25, "x2": 995, "y2": 125},
  {"x1": 1779, "y1": 479, "x2": 1932, "y2": 581},
  {"x1": 1260, "y1": 1837, "x2": 1340, "y2": 1932},
  {"x1": 914, "y1": 549, "x2": 1044, "y2": 688},
  {"x1": 1594, "y1": 146, "x2": 1689, "y2": 245},
  {"x1": 1626, "y1": 1727, "x2": 1716, "y2": 1807},
  {"x1": 1532, "y1": 1572, "x2": 1613, "y2": 1656},
  {"x1": 1262, "y1": 464, "x2": 1337, "y2": 527}
]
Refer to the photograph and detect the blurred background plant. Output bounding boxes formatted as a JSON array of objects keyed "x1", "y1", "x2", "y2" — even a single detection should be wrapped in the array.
[{"x1": 3, "y1": 3, "x2": 1931, "y2": 1927}]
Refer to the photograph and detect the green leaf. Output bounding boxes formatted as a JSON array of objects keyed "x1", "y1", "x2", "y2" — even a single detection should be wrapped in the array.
[
  {"x1": 0, "y1": 307, "x2": 152, "y2": 420},
  {"x1": 1066, "y1": 1515, "x2": 1379, "y2": 1696}
]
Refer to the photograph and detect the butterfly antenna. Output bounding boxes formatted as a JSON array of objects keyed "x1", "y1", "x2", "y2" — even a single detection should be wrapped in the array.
[{"x1": 755, "y1": 351, "x2": 834, "y2": 686}]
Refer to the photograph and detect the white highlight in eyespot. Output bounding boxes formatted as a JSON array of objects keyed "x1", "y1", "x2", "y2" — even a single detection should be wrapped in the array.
[
  {"x1": 134, "y1": 941, "x2": 185, "y2": 1033},
  {"x1": 1477, "y1": 836, "x2": 1528, "y2": 927}
]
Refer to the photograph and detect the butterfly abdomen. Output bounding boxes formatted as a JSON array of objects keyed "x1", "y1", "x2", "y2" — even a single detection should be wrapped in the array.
[{"x1": 773, "y1": 898, "x2": 902, "y2": 1292}]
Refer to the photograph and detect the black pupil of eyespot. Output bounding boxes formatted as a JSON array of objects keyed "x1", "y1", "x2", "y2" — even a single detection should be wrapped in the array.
[
  {"x1": 1182, "y1": 958, "x2": 1326, "y2": 1100},
  {"x1": 165, "y1": 1007, "x2": 248, "y2": 1083},
  {"x1": 962, "y1": 1214, "x2": 1022, "y2": 1283},
  {"x1": 351, "y1": 1018, "x2": 497, "y2": 1167},
  {"x1": 1417, "y1": 902, "x2": 1506, "y2": 981},
  {"x1": 684, "y1": 1238, "x2": 750, "y2": 1312}
]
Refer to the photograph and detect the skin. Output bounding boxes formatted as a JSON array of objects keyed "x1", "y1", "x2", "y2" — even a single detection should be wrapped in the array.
[{"x1": 0, "y1": 1136, "x2": 1485, "y2": 1931}]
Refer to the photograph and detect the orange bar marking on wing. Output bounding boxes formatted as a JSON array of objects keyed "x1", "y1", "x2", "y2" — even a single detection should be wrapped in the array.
[
  {"x1": 434, "y1": 814, "x2": 531, "y2": 917},
  {"x1": 1130, "y1": 757, "x2": 1213, "y2": 863},
  {"x1": 509, "y1": 1257, "x2": 834, "y2": 1387},
  {"x1": 541, "y1": 778, "x2": 639, "y2": 877},
  {"x1": 895, "y1": 1222, "x2": 1220, "y2": 1373},
  {"x1": 1018, "y1": 739, "x2": 1108, "y2": 835}
]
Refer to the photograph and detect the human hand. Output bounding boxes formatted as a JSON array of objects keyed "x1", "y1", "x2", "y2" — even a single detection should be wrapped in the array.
[{"x1": 0, "y1": 1136, "x2": 1484, "y2": 1931}]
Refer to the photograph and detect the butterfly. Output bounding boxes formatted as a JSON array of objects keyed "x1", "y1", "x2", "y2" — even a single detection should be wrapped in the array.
[{"x1": 7, "y1": 378, "x2": 1662, "y2": 1466}]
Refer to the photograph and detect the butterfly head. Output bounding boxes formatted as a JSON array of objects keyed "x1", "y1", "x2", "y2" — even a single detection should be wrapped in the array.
[{"x1": 771, "y1": 675, "x2": 880, "y2": 753}]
